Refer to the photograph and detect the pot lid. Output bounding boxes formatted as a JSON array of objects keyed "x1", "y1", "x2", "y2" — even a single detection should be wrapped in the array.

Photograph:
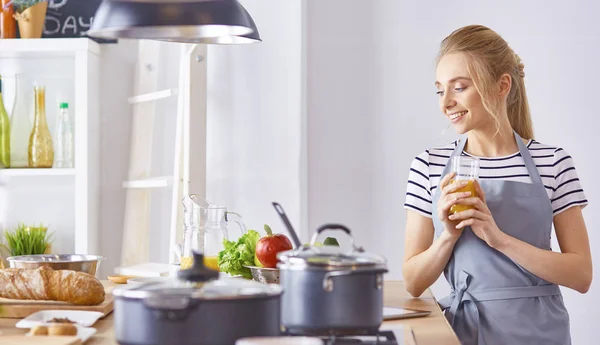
[
  {"x1": 113, "y1": 275, "x2": 282, "y2": 300},
  {"x1": 277, "y1": 245, "x2": 386, "y2": 267},
  {"x1": 276, "y1": 224, "x2": 387, "y2": 268},
  {"x1": 113, "y1": 251, "x2": 281, "y2": 300}
]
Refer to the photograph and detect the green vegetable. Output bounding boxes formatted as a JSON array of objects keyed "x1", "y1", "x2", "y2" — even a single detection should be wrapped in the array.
[
  {"x1": 217, "y1": 230, "x2": 261, "y2": 279},
  {"x1": 323, "y1": 237, "x2": 339, "y2": 246},
  {"x1": 2, "y1": 223, "x2": 52, "y2": 256}
]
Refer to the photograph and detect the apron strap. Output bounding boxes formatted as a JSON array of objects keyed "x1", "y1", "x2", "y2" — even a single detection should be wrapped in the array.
[{"x1": 513, "y1": 131, "x2": 543, "y2": 185}]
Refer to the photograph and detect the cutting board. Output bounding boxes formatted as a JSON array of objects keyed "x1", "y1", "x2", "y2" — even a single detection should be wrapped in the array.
[
  {"x1": 0, "y1": 335, "x2": 82, "y2": 344},
  {"x1": 0, "y1": 293, "x2": 114, "y2": 319}
]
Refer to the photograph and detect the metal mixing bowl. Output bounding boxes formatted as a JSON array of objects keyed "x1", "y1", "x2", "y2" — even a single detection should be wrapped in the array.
[
  {"x1": 245, "y1": 266, "x2": 280, "y2": 284},
  {"x1": 6, "y1": 254, "x2": 105, "y2": 276}
]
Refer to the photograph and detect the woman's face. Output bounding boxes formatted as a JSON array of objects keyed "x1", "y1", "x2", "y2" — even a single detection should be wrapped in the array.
[{"x1": 435, "y1": 53, "x2": 491, "y2": 134}]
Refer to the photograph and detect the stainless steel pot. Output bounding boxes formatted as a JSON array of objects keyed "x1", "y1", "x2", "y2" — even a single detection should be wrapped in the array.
[
  {"x1": 277, "y1": 224, "x2": 388, "y2": 336},
  {"x1": 7, "y1": 254, "x2": 105, "y2": 276},
  {"x1": 113, "y1": 252, "x2": 282, "y2": 345}
]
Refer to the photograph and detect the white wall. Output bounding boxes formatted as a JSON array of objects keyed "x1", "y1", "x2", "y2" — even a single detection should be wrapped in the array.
[
  {"x1": 306, "y1": 1, "x2": 600, "y2": 344},
  {"x1": 204, "y1": 0, "x2": 304, "y2": 241},
  {"x1": 306, "y1": 1, "x2": 380, "y2": 249}
]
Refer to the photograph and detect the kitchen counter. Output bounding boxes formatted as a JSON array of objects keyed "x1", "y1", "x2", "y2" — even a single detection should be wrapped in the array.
[{"x1": 0, "y1": 281, "x2": 459, "y2": 345}]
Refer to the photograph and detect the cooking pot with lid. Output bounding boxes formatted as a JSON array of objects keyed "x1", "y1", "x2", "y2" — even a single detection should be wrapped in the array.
[
  {"x1": 277, "y1": 224, "x2": 388, "y2": 336},
  {"x1": 113, "y1": 251, "x2": 282, "y2": 345}
]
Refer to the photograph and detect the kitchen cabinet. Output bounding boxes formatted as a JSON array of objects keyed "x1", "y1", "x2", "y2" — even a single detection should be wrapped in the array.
[{"x1": 0, "y1": 38, "x2": 101, "y2": 255}]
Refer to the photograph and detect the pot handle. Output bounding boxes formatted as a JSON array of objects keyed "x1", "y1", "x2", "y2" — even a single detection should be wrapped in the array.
[
  {"x1": 311, "y1": 224, "x2": 362, "y2": 251},
  {"x1": 323, "y1": 268, "x2": 388, "y2": 292}
]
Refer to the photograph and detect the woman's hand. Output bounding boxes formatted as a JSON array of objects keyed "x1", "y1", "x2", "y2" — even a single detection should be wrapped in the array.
[
  {"x1": 437, "y1": 172, "x2": 474, "y2": 239},
  {"x1": 447, "y1": 180, "x2": 509, "y2": 249}
]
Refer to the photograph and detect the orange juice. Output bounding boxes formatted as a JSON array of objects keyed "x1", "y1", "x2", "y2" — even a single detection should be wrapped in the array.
[
  {"x1": 203, "y1": 256, "x2": 220, "y2": 271},
  {"x1": 449, "y1": 179, "x2": 477, "y2": 214},
  {"x1": 180, "y1": 255, "x2": 220, "y2": 271}
]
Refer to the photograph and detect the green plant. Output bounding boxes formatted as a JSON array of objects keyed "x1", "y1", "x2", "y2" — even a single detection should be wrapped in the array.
[
  {"x1": 2, "y1": 223, "x2": 53, "y2": 256},
  {"x1": 8, "y1": 0, "x2": 47, "y2": 13}
]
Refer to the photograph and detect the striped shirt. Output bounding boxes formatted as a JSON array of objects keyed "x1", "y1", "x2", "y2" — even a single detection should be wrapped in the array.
[{"x1": 404, "y1": 140, "x2": 588, "y2": 218}]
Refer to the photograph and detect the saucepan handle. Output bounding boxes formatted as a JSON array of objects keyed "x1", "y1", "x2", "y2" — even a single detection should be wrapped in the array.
[
  {"x1": 310, "y1": 223, "x2": 357, "y2": 249},
  {"x1": 322, "y1": 268, "x2": 388, "y2": 292}
]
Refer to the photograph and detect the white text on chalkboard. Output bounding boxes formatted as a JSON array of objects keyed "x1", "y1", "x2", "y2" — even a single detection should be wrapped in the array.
[{"x1": 42, "y1": 0, "x2": 100, "y2": 38}]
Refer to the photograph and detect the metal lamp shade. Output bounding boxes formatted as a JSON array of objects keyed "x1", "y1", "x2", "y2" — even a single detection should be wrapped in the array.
[
  {"x1": 87, "y1": 0, "x2": 261, "y2": 44},
  {"x1": 165, "y1": 3, "x2": 261, "y2": 44}
]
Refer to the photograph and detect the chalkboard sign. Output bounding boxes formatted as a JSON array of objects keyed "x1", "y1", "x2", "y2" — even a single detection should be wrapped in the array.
[{"x1": 41, "y1": 0, "x2": 116, "y2": 43}]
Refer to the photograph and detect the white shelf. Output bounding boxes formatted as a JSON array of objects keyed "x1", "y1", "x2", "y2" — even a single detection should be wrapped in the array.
[
  {"x1": 128, "y1": 89, "x2": 178, "y2": 104},
  {"x1": 0, "y1": 38, "x2": 100, "y2": 58},
  {"x1": 0, "y1": 168, "x2": 76, "y2": 177},
  {"x1": 123, "y1": 176, "x2": 174, "y2": 189},
  {"x1": 0, "y1": 36, "x2": 105, "y2": 257}
]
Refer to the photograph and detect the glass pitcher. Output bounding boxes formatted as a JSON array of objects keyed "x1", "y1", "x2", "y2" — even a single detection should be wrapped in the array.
[{"x1": 181, "y1": 195, "x2": 246, "y2": 271}]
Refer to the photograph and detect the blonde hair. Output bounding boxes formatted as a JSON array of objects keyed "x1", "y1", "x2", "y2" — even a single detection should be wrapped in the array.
[{"x1": 437, "y1": 25, "x2": 533, "y2": 139}]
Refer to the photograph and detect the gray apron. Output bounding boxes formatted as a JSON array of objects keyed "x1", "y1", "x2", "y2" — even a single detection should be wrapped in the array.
[{"x1": 433, "y1": 132, "x2": 571, "y2": 345}]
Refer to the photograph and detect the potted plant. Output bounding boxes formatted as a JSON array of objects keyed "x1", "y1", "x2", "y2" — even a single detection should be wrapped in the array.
[
  {"x1": 11, "y1": 0, "x2": 48, "y2": 38},
  {"x1": 2, "y1": 223, "x2": 53, "y2": 256}
]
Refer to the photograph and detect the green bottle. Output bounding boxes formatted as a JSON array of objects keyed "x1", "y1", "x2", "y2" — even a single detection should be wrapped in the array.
[{"x1": 0, "y1": 75, "x2": 10, "y2": 168}]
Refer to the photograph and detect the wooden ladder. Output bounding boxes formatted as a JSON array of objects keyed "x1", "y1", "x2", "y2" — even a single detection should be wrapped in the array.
[{"x1": 119, "y1": 41, "x2": 207, "y2": 272}]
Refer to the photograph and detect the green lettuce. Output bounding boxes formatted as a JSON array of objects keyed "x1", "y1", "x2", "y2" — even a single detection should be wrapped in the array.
[
  {"x1": 217, "y1": 230, "x2": 261, "y2": 279},
  {"x1": 323, "y1": 237, "x2": 339, "y2": 246}
]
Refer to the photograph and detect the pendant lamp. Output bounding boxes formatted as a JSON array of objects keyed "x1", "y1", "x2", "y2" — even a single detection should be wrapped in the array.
[{"x1": 87, "y1": 0, "x2": 261, "y2": 44}]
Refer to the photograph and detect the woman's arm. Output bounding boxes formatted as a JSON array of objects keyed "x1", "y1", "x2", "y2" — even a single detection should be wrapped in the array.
[
  {"x1": 402, "y1": 211, "x2": 460, "y2": 297},
  {"x1": 494, "y1": 206, "x2": 592, "y2": 293},
  {"x1": 403, "y1": 173, "x2": 472, "y2": 297}
]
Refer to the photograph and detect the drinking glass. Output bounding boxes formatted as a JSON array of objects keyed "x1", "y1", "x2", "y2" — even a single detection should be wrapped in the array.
[{"x1": 449, "y1": 155, "x2": 480, "y2": 214}]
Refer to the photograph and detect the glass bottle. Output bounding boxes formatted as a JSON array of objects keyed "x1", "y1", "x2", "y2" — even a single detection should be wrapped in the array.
[
  {"x1": 10, "y1": 74, "x2": 32, "y2": 168},
  {"x1": 0, "y1": 0, "x2": 16, "y2": 39},
  {"x1": 0, "y1": 75, "x2": 10, "y2": 168},
  {"x1": 54, "y1": 102, "x2": 73, "y2": 168},
  {"x1": 28, "y1": 85, "x2": 54, "y2": 168}
]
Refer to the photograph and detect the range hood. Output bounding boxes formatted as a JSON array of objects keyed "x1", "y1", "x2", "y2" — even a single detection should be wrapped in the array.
[{"x1": 87, "y1": 0, "x2": 261, "y2": 44}]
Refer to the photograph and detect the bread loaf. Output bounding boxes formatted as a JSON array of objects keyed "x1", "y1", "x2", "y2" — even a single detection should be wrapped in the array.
[{"x1": 0, "y1": 266, "x2": 105, "y2": 305}]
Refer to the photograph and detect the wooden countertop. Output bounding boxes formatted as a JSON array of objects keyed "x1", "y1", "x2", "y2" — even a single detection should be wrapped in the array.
[{"x1": 0, "y1": 280, "x2": 459, "y2": 345}]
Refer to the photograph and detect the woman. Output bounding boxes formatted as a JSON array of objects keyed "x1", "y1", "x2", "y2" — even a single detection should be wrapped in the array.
[{"x1": 402, "y1": 25, "x2": 592, "y2": 345}]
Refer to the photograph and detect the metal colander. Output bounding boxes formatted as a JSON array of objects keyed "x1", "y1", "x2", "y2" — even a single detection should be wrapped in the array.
[{"x1": 245, "y1": 266, "x2": 280, "y2": 284}]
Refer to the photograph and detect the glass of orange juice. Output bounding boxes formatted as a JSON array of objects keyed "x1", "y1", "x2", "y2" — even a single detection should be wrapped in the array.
[{"x1": 449, "y1": 155, "x2": 480, "y2": 214}]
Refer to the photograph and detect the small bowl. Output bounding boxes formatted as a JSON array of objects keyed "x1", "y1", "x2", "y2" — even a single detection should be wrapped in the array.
[
  {"x1": 107, "y1": 275, "x2": 139, "y2": 284},
  {"x1": 245, "y1": 266, "x2": 280, "y2": 284},
  {"x1": 6, "y1": 254, "x2": 105, "y2": 276}
]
